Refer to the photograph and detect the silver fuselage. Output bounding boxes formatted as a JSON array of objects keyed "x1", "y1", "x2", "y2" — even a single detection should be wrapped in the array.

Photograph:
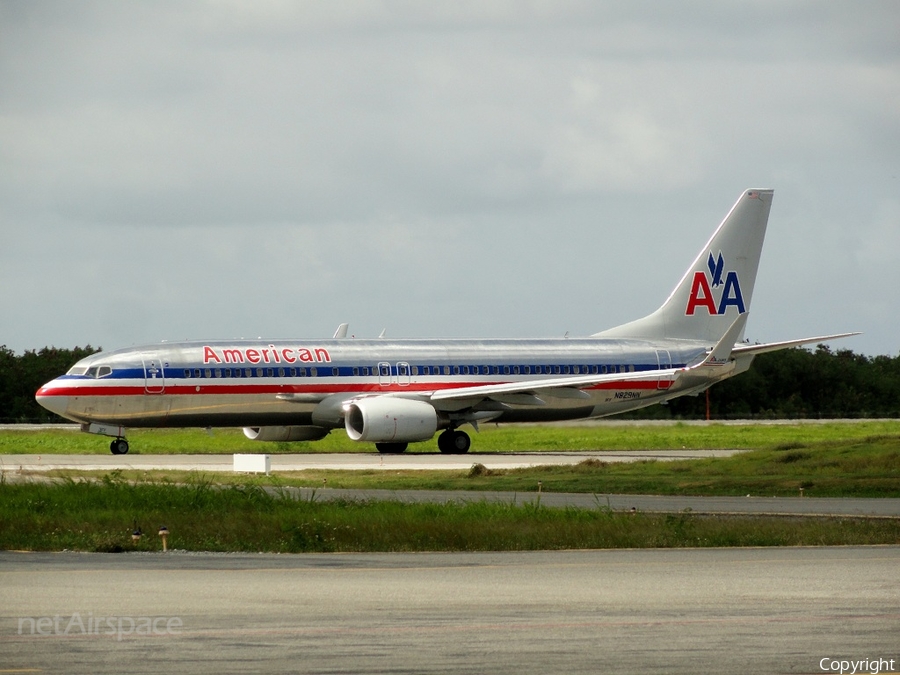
[{"x1": 35, "y1": 337, "x2": 728, "y2": 429}]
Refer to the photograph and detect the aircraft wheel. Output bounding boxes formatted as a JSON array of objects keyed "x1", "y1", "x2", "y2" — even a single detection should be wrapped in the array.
[
  {"x1": 375, "y1": 442, "x2": 408, "y2": 454},
  {"x1": 110, "y1": 439, "x2": 129, "y2": 455},
  {"x1": 438, "y1": 430, "x2": 470, "y2": 454}
]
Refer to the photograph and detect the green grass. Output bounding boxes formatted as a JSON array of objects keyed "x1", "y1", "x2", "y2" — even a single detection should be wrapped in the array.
[
  {"x1": 5, "y1": 420, "x2": 900, "y2": 454},
  {"x1": 35, "y1": 433, "x2": 900, "y2": 498},
  {"x1": 1, "y1": 477, "x2": 897, "y2": 553}
]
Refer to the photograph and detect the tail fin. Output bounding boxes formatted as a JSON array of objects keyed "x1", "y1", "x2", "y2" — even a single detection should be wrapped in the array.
[{"x1": 594, "y1": 189, "x2": 773, "y2": 343}]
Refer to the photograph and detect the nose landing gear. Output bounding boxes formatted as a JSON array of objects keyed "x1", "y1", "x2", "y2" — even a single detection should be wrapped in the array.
[{"x1": 110, "y1": 438, "x2": 129, "y2": 455}]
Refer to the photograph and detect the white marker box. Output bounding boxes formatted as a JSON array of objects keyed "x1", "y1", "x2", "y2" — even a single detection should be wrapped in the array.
[{"x1": 233, "y1": 454, "x2": 270, "y2": 475}]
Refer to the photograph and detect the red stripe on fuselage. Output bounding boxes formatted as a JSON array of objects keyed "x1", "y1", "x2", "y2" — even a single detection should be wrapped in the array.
[{"x1": 37, "y1": 379, "x2": 675, "y2": 398}]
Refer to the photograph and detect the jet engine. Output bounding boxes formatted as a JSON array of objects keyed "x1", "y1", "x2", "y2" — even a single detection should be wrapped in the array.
[
  {"x1": 344, "y1": 397, "x2": 438, "y2": 443},
  {"x1": 242, "y1": 426, "x2": 330, "y2": 442}
]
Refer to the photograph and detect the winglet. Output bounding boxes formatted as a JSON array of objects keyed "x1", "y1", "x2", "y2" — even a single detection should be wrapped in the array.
[{"x1": 701, "y1": 313, "x2": 748, "y2": 366}]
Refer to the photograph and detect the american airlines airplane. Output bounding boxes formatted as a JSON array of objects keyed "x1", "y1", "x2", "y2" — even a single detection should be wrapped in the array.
[{"x1": 36, "y1": 189, "x2": 854, "y2": 455}]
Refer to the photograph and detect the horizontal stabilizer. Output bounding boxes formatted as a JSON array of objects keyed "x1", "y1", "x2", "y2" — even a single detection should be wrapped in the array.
[{"x1": 732, "y1": 332, "x2": 861, "y2": 357}]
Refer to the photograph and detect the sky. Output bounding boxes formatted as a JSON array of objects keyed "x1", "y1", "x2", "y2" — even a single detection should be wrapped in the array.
[{"x1": 2, "y1": 1, "x2": 899, "y2": 357}]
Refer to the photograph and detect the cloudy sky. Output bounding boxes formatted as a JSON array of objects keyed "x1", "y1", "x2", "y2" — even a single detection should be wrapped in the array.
[{"x1": 2, "y1": 1, "x2": 898, "y2": 357}]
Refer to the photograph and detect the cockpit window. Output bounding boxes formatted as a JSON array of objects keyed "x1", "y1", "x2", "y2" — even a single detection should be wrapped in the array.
[
  {"x1": 67, "y1": 366, "x2": 88, "y2": 376},
  {"x1": 83, "y1": 366, "x2": 112, "y2": 378}
]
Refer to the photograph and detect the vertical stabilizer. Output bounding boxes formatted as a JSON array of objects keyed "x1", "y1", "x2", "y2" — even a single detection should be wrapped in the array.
[{"x1": 594, "y1": 189, "x2": 773, "y2": 343}]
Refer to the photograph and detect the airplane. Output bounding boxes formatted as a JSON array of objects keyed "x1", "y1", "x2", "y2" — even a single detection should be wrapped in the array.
[{"x1": 35, "y1": 189, "x2": 856, "y2": 455}]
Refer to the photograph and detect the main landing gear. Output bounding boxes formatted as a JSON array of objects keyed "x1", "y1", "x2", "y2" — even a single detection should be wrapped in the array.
[
  {"x1": 438, "y1": 429, "x2": 470, "y2": 454},
  {"x1": 375, "y1": 430, "x2": 472, "y2": 455},
  {"x1": 110, "y1": 438, "x2": 129, "y2": 455}
]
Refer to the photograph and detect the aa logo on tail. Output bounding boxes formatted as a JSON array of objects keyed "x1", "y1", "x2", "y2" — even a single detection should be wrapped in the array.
[{"x1": 685, "y1": 251, "x2": 745, "y2": 316}]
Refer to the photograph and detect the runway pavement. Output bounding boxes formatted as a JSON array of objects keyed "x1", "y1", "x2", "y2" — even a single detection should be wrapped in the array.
[{"x1": 2, "y1": 547, "x2": 898, "y2": 674}]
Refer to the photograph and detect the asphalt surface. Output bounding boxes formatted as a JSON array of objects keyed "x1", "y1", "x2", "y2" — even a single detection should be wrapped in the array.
[{"x1": 2, "y1": 548, "x2": 898, "y2": 674}]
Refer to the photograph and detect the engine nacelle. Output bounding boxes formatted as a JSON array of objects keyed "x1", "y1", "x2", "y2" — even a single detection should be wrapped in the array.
[
  {"x1": 242, "y1": 426, "x2": 330, "y2": 442},
  {"x1": 344, "y1": 397, "x2": 438, "y2": 443}
]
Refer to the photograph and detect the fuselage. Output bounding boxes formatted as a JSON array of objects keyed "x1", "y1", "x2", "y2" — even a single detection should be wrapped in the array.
[{"x1": 35, "y1": 337, "x2": 711, "y2": 429}]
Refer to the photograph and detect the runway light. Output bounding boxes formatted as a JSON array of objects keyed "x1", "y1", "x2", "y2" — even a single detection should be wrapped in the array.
[{"x1": 158, "y1": 526, "x2": 169, "y2": 552}]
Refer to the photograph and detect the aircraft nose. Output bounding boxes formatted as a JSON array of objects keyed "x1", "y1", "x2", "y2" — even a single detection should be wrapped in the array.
[{"x1": 35, "y1": 383, "x2": 70, "y2": 419}]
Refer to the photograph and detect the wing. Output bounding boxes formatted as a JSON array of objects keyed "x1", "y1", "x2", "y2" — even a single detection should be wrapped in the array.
[
  {"x1": 429, "y1": 367, "x2": 682, "y2": 407},
  {"x1": 428, "y1": 313, "x2": 747, "y2": 408}
]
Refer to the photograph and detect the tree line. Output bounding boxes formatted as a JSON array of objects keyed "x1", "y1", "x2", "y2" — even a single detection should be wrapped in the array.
[
  {"x1": 0, "y1": 346, "x2": 100, "y2": 422},
  {"x1": 2, "y1": 344, "x2": 899, "y2": 423}
]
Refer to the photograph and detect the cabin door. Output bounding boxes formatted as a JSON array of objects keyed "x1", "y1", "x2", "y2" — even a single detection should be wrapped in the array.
[
  {"x1": 142, "y1": 354, "x2": 166, "y2": 394},
  {"x1": 655, "y1": 350, "x2": 672, "y2": 390}
]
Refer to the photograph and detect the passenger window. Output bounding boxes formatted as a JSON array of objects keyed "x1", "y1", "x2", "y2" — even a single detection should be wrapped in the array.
[
  {"x1": 204, "y1": 369, "x2": 212, "y2": 378},
  {"x1": 184, "y1": 369, "x2": 191, "y2": 378},
  {"x1": 310, "y1": 368, "x2": 317, "y2": 377},
  {"x1": 215, "y1": 369, "x2": 222, "y2": 378},
  {"x1": 195, "y1": 369, "x2": 202, "y2": 378}
]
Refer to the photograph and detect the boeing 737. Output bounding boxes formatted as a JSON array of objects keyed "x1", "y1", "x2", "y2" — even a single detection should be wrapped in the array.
[{"x1": 36, "y1": 189, "x2": 855, "y2": 454}]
